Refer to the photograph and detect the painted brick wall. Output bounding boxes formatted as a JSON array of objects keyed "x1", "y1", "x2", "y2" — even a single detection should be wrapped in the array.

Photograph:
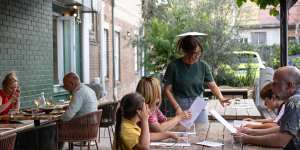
[{"x1": 0, "y1": 0, "x2": 53, "y2": 107}]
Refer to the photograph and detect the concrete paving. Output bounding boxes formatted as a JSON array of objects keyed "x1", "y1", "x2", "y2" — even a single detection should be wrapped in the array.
[{"x1": 63, "y1": 128, "x2": 113, "y2": 150}]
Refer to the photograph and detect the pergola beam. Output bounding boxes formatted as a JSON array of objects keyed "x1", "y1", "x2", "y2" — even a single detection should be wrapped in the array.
[{"x1": 280, "y1": 0, "x2": 288, "y2": 67}]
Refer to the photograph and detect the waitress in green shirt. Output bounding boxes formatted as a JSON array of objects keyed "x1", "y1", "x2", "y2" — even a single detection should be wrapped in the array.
[{"x1": 163, "y1": 35, "x2": 230, "y2": 123}]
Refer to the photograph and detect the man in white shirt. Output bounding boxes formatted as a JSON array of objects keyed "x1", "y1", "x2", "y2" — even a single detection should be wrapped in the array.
[{"x1": 61, "y1": 72, "x2": 98, "y2": 121}]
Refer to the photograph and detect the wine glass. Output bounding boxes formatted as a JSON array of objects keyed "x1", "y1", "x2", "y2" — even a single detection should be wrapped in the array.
[{"x1": 34, "y1": 99, "x2": 40, "y2": 110}]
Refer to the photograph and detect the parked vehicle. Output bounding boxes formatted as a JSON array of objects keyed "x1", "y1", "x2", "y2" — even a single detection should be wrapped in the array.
[
  {"x1": 219, "y1": 51, "x2": 265, "y2": 78},
  {"x1": 233, "y1": 51, "x2": 265, "y2": 77}
]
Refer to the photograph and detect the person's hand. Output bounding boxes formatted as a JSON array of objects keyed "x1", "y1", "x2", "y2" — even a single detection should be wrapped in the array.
[
  {"x1": 177, "y1": 111, "x2": 192, "y2": 120},
  {"x1": 219, "y1": 98, "x2": 231, "y2": 107},
  {"x1": 14, "y1": 86, "x2": 21, "y2": 98},
  {"x1": 243, "y1": 118, "x2": 254, "y2": 122},
  {"x1": 167, "y1": 132, "x2": 187, "y2": 142},
  {"x1": 232, "y1": 132, "x2": 247, "y2": 143},
  {"x1": 137, "y1": 103, "x2": 150, "y2": 122},
  {"x1": 237, "y1": 127, "x2": 253, "y2": 135},
  {"x1": 9, "y1": 97, "x2": 17, "y2": 104}
]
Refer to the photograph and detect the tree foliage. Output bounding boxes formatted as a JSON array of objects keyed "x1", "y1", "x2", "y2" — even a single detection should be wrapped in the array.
[
  {"x1": 141, "y1": 0, "x2": 241, "y2": 75},
  {"x1": 236, "y1": 0, "x2": 280, "y2": 16}
]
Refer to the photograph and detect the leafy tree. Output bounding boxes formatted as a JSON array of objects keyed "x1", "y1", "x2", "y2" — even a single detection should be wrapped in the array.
[
  {"x1": 236, "y1": 0, "x2": 298, "y2": 16},
  {"x1": 141, "y1": 0, "x2": 241, "y2": 76},
  {"x1": 236, "y1": 0, "x2": 280, "y2": 16}
]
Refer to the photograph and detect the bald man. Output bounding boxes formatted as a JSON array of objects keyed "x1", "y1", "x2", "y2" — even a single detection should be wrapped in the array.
[
  {"x1": 60, "y1": 72, "x2": 98, "y2": 121},
  {"x1": 233, "y1": 66, "x2": 300, "y2": 150}
]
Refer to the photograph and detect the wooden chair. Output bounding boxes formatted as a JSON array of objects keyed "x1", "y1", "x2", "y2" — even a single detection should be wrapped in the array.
[
  {"x1": 0, "y1": 133, "x2": 17, "y2": 150},
  {"x1": 98, "y1": 102, "x2": 119, "y2": 148},
  {"x1": 57, "y1": 110, "x2": 102, "y2": 150}
]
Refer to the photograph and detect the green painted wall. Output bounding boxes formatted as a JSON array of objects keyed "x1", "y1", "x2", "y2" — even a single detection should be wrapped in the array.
[{"x1": 0, "y1": 0, "x2": 54, "y2": 107}]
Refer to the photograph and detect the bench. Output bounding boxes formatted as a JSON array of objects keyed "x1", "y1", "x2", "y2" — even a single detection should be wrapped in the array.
[{"x1": 204, "y1": 88, "x2": 249, "y2": 99}]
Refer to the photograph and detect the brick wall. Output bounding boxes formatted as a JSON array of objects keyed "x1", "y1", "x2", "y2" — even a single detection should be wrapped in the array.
[
  {"x1": 0, "y1": 0, "x2": 53, "y2": 107},
  {"x1": 101, "y1": 0, "x2": 141, "y2": 101},
  {"x1": 90, "y1": 38, "x2": 100, "y2": 81}
]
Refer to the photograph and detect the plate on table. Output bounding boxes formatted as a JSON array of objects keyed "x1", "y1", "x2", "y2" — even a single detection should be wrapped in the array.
[
  {"x1": 22, "y1": 108, "x2": 44, "y2": 116},
  {"x1": 39, "y1": 106, "x2": 56, "y2": 114},
  {"x1": 49, "y1": 109, "x2": 65, "y2": 115}
]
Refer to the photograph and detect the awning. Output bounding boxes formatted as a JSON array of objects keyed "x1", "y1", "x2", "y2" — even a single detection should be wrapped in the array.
[{"x1": 53, "y1": 0, "x2": 97, "y2": 13}]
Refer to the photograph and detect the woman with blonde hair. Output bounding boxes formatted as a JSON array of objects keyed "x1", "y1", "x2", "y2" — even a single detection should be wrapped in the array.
[
  {"x1": 0, "y1": 72, "x2": 20, "y2": 115},
  {"x1": 136, "y1": 76, "x2": 191, "y2": 132}
]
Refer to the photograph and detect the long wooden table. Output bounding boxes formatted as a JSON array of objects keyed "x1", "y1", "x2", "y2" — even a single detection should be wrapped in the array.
[
  {"x1": 151, "y1": 121, "x2": 282, "y2": 150},
  {"x1": 208, "y1": 99, "x2": 262, "y2": 120}
]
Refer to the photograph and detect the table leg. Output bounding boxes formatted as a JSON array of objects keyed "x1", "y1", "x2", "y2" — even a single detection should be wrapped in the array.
[{"x1": 34, "y1": 120, "x2": 40, "y2": 126}]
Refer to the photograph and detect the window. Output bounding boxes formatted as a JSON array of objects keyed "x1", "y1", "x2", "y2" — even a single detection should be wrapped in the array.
[
  {"x1": 103, "y1": 29, "x2": 109, "y2": 78},
  {"x1": 114, "y1": 31, "x2": 120, "y2": 81},
  {"x1": 288, "y1": 37, "x2": 296, "y2": 43},
  {"x1": 240, "y1": 38, "x2": 248, "y2": 43},
  {"x1": 251, "y1": 32, "x2": 266, "y2": 44},
  {"x1": 53, "y1": 16, "x2": 82, "y2": 84}
]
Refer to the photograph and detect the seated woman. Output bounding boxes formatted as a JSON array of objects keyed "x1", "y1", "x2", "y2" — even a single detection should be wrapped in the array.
[
  {"x1": 0, "y1": 72, "x2": 20, "y2": 115},
  {"x1": 243, "y1": 82, "x2": 284, "y2": 129},
  {"x1": 136, "y1": 76, "x2": 192, "y2": 140}
]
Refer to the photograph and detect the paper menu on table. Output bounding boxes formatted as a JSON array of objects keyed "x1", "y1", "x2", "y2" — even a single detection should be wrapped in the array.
[
  {"x1": 233, "y1": 120, "x2": 262, "y2": 128},
  {"x1": 150, "y1": 142, "x2": 191, "y2": 147},
  {"x1": 196, "y1": 140, "x2": 224, "y2": 147},
  {"x1": 179, "y1": 97, "x2": 207, "y2": 129},
  {"x1": 209, "y1": 109, "x2": 237, "y2": 133}
]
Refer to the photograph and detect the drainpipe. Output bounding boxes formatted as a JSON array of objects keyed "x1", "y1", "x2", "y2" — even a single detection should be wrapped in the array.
[
  {"x1": 99, "y1": 0, "x2": 107, "y2": 96},
  {"x1": 112, "y1": 0, "x2": 116, "y2": 101}
]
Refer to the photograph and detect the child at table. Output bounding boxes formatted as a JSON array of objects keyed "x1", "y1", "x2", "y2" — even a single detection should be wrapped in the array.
[
  {"x1": 136, "y1": 77, "x2": 192, "y2": 139},
  {"x1": 113, "y1": 93, "x2": 150, "y2": 150},
  {"x1": 243, "y1": 82, "x2": 284, "y2": 129},
  {"x1": 113, "y1": 93, "x2": 182, "y2": 150}
]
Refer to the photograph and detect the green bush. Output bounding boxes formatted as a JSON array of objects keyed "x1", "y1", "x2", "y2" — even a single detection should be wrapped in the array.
[
  {"x1": 215, "y1": 63, "x2": 256, "y2": 87},
  {"x1": 288, "y1": 42, "x2": 300, "y2": 56}
]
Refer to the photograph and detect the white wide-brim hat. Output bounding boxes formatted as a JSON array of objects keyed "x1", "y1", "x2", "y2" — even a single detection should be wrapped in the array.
[{"x1": 176, "y1": 32, "x2": 207, "y2": 37}]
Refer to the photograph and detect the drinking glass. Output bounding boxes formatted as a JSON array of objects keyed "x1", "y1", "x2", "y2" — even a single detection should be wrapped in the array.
[{"x1": 34, "y1": 99, "x2": 40, "y2": 109}]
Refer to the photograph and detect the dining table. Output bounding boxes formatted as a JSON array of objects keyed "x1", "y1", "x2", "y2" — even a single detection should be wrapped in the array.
[{"x1": 151, "y1": 121, "x2": 282, "y2": 150}]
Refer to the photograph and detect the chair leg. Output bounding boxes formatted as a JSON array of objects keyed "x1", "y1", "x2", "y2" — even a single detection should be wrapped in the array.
[
  {"x1": 107, "y1": 127, "x2": 113, "y2": 148},
  {"x1": 98, "y1": 127, "x2": 101, "y2": 141},
  {"x1": 69, "y1": 142, "x2": 73, "y2": 150},
  {"x1": 103, "y1": 127, "x2": 106, "y2": 137},
  {"x1": 111, "y1": 125, "x2": 115, "y2": 134},
  {"x1": 88, "y1": 141, "x2": 90, "y2": 150},
  {"x1": 95, "y1": 140, "x2": 99, "y2": 150}
]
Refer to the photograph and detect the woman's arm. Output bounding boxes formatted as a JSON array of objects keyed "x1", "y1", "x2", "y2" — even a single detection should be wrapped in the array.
[
  {"x1": 0, "y1": 97, "x2": 16, "y2": 114},
  {"x1": 13, "y1": 87, "x2": 21, "y2": 111},
  {"x1": 150, "y1": 116, "x2": 182, "y2": 132},
  {"x1": 243, "y1": 118, "x2": 274, "y2": 123},
  {"x1": 238, "y1": 126, "x2": 280, "y2": 136},
  {"x1": 150, "y1": 131, "x2": 179, "y2": 141},
  {"x1": 134, "y1": 104, "x2": 150, "y2": 150},
  {"x1": 164, "y1": 85, "x2": 183, "y2": 114},
  {"x1": 207, "y1": 81, "x2": 231, "y2": 106},
  {"x1": 150, "y1": 112, "x2": 191, "y2": 132},
  {"x1": 244, "y1": 122, "x2": 278, "y2": 129},
  {"x1": 13, "y1": 98, "x2": 20, "y2": 111}
]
